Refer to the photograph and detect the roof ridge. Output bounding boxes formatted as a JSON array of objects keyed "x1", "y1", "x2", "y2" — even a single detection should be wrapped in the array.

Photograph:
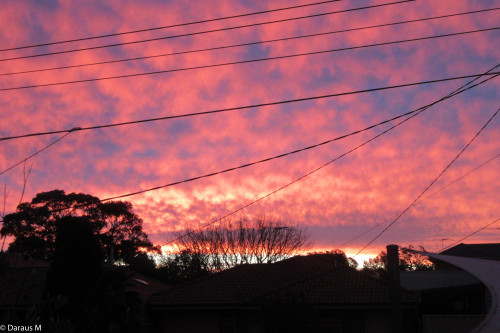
[{"x1": 148, "y1": 262, "x2": 267, "y2": 301}]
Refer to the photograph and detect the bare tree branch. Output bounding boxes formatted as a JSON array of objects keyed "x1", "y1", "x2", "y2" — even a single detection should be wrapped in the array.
[
  {"x1": 174, "y1": 215, "x2": 310, "y2": 271},
  {"x1": 18, "y1": 161, "x2": 33, "y2": 206}
]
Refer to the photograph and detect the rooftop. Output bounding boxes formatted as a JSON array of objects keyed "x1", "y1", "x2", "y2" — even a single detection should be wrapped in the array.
[
  {"x1": 148, "y1": 254, "x2": 416, "y2": 307},
  {"x1": 440, "y1": 243, "x2": 500, "y2": 261}
]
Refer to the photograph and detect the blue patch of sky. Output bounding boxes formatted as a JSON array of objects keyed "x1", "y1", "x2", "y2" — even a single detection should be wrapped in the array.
[
  {"x1": 91, "y1": 130, "x2": 125, "y2": 157},
  {"x1": 24, "y1": 13, "x2": 52, "y2": 54},
  {"x1": 268, "y1": 67, "x2": 283, "y2": 81},
  {"x1": 167, "y1": 119, "x2": 193, "y2": 141},
  {"x1": 366, "y1": 44, "x2": 420, "y2": 69},
  {"x1": 241, "y1": 43, "x2": 271, "y2": 60},
  {"x1": 243, "y1": 106, "x2": 261, "y2": 124},
  {"x1": 133, "y1": 148, "x2": 158, "y2": 159},
  {"x1": 168, "y1": 119, "x2": 193, "y2": 136},
  {"x1": 469, "y1": 82, "x2": 500, "y2": 102},
  {"x1": 177, "y1": 148, "x2": 198, "y2": 160},
  {"x1": 35, "y1": 0, "x2": 59, "y2": 10},
  {"x1": 305, "y1": 66, "x2": 345, "y2": 90},
  {"x1": 97, "y1": 165, "x2": 138, "y2": 185},
  {"x1": 198, "y1": 78, "x2": 231, "y2": 101}
]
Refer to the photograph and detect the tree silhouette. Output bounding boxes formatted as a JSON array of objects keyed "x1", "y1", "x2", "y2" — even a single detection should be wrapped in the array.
[
  {"x1": 156, "y1": 249, "x2": 210, "y2": 284},
  {"x1": 306, "y1": 249, "x2": 358, "y2": 268},
  {"x1": 362, "y1": 245, "x2": 434, "y2": 279},
  {"x1": 96, "y1": 201, "x2": 157, "y2": 263},
  {"x1": 44, "y1": 216, "x2": 142, "y2": 333},
  {"x1": 0, "y1": 189, "x2": 158, "y2": 263},
  {"x1": 45, "y1": 216, "x2": 102, "y2": 301},
  {"x1": 174, "y1": 215, "x2": 310, "y2": 272}
]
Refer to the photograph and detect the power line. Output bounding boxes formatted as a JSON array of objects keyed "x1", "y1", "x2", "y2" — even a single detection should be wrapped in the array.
[
  {"x1": 441, "y1": 217, "x2": 500, "y2": 251},
  {"x1": 2, "y1": 65, "x2": 495, "y2": 226},
  {"x1": 0, "y1": 0, "x2": 413, "y2": 62},
  {"x1": 0, "y1": 0, "x2": 346, "y2": 53},
  {"x1": 162, "y1": 67, "x2": 498, "y2": 246},
  {"x1": 0, "y1": 106, "x2": 426, "y2": 225},
  {"x1": 100, "y1": 70, "x2": 498, "y2": 203},
  {"x1": 339, "y1": 151, "x2": 500, "y2": 248},
  {"x1": 349, "y1": 62, "x2": 500, "y2": 254},
  {"x1": 2, "y1": 70, "x2": 499, "y2": 142},
  {"x1": 163, "y1": 114, "x2": 427, "y2": 246},
  {"x1": 345, "y1": 65, "x2": 500, "y2": 250},
  {"x1": 98, "y1": 109, "x2": 425, "y2": 202},
  {"x1": 0, "y1": 130, "x2": 77, "y2": 176},
  {"x1": 2, "y1": 26, "x2": 498, "y2": 93},
  {"x1": 4, "y1": 6, "x2": 497, "y2": 77},
  {"x1": 0, "y1": 107, "x2": 425, "y2": 224},
  {"x1": 420, "y1": 152, "x2": 500, "y2": 202},
  {"x1": 355, "y1": 105, "x2": 500, "y2": 256}
]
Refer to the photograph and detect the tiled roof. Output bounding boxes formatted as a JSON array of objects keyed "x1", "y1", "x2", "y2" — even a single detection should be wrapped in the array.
[
  {"x1": 148, "y1": 255, "x2": 416, "y2": 307},
  {"x1": 440, "y1": 243, "x2": 500, "y2": 261},
  {"x1": 282, "y1": 267, "x2": 416, "y2": 304}
]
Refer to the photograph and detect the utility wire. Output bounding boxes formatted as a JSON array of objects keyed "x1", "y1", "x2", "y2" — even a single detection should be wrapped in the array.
[
  {"x1": 0, "y1": 105, "x2": 419, "y2": 225},
  {"x1": 101, "y1": 70, "x2": 499, "y2": 203},
  {"x1": 3, "y1": 66, "x2": 495, "y2": 225},
  {"x1": 162, "y1": 67, "x2": 498, "y2": 246},
  {"x1": 3, "y1": 6, "x2": 497, "y2": 77},
  {"x1": 441, "y1": 217, "x2": 500, "y2": 252},
  {"x1": 0, "y1": 0, "x2": 347, "y2": 52},
  {"x1": 0, "y1": 129, "x2": 80, "y2": 176},
  {"x1": 2, "y1": 26, "x2": 498, "y2": 93},
  {"x1": 0, "y1": 106, "x2": 426, "y2": 224},
  {"x1": 345, "y1": 64, "x2": 500, "y2": 250},
  {"x1": 2, "y1": 71, "x2": 499, "y2": 142},
  {"x1": 420, "y1": 152, "x2": 500, "y2": 202},
  {"x1": 164, "y1": 113, "x2": 428, "y2": 246},
  {"x1": 0, "y1": 0, "x2": 413, "y2": 62},
  {"x1": 355, "y1": 105, "x2": 500, "y2": 256},
  {"x1": 350, "y1": 64, "x2": 500, "y2": 254},
  {"x1": 98, "y1": 109, "x2": 428, "y2": 202},
  {"x1": 339, "y1": 151, "x2": 500, "y2": 247}
]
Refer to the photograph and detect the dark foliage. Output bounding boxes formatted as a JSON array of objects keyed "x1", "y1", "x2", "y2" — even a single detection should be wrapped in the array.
[
  {"x1": 46, "y1": 216, "x2": 102, "y2": 301},
  {"x1": 1, "y1": 269, "x2": 142, "y2": 333},
  {"x1": 129, "y1": 250, "x2": 211, "y2": 285},
  {"x1": 0, "y1": 189, "x2": 159, "y2": 263},
  {"x1": 306, "y1": 249, "x2": 358, "y2": 268},
  {"x1": 362, "y1": 245, "x2": 434, "y2": 279},
  {"x1": 1, "y1": 215, "x2": 143, "y2": 332},
  {"x1": 157, "y1": 250, "x2": 211, "y2": 284}
]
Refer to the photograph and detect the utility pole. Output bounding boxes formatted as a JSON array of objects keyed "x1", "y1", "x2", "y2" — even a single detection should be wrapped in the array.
[
  {"x1": 387, "y1": 244, "x2": 403, "y2": 333},
  {"x1": 439, "y1": 238, "x2": 449, "y2": 250}
]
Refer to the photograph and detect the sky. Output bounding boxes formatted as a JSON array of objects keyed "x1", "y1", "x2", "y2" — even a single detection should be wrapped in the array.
[{"x1": 0, "y1": 0, "x2": 499, "y2": 262}]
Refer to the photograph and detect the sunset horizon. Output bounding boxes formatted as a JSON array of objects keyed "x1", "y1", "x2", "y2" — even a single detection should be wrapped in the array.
[{"x1": 1, "y1": 0, "x2": 498, "y2": 261}]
